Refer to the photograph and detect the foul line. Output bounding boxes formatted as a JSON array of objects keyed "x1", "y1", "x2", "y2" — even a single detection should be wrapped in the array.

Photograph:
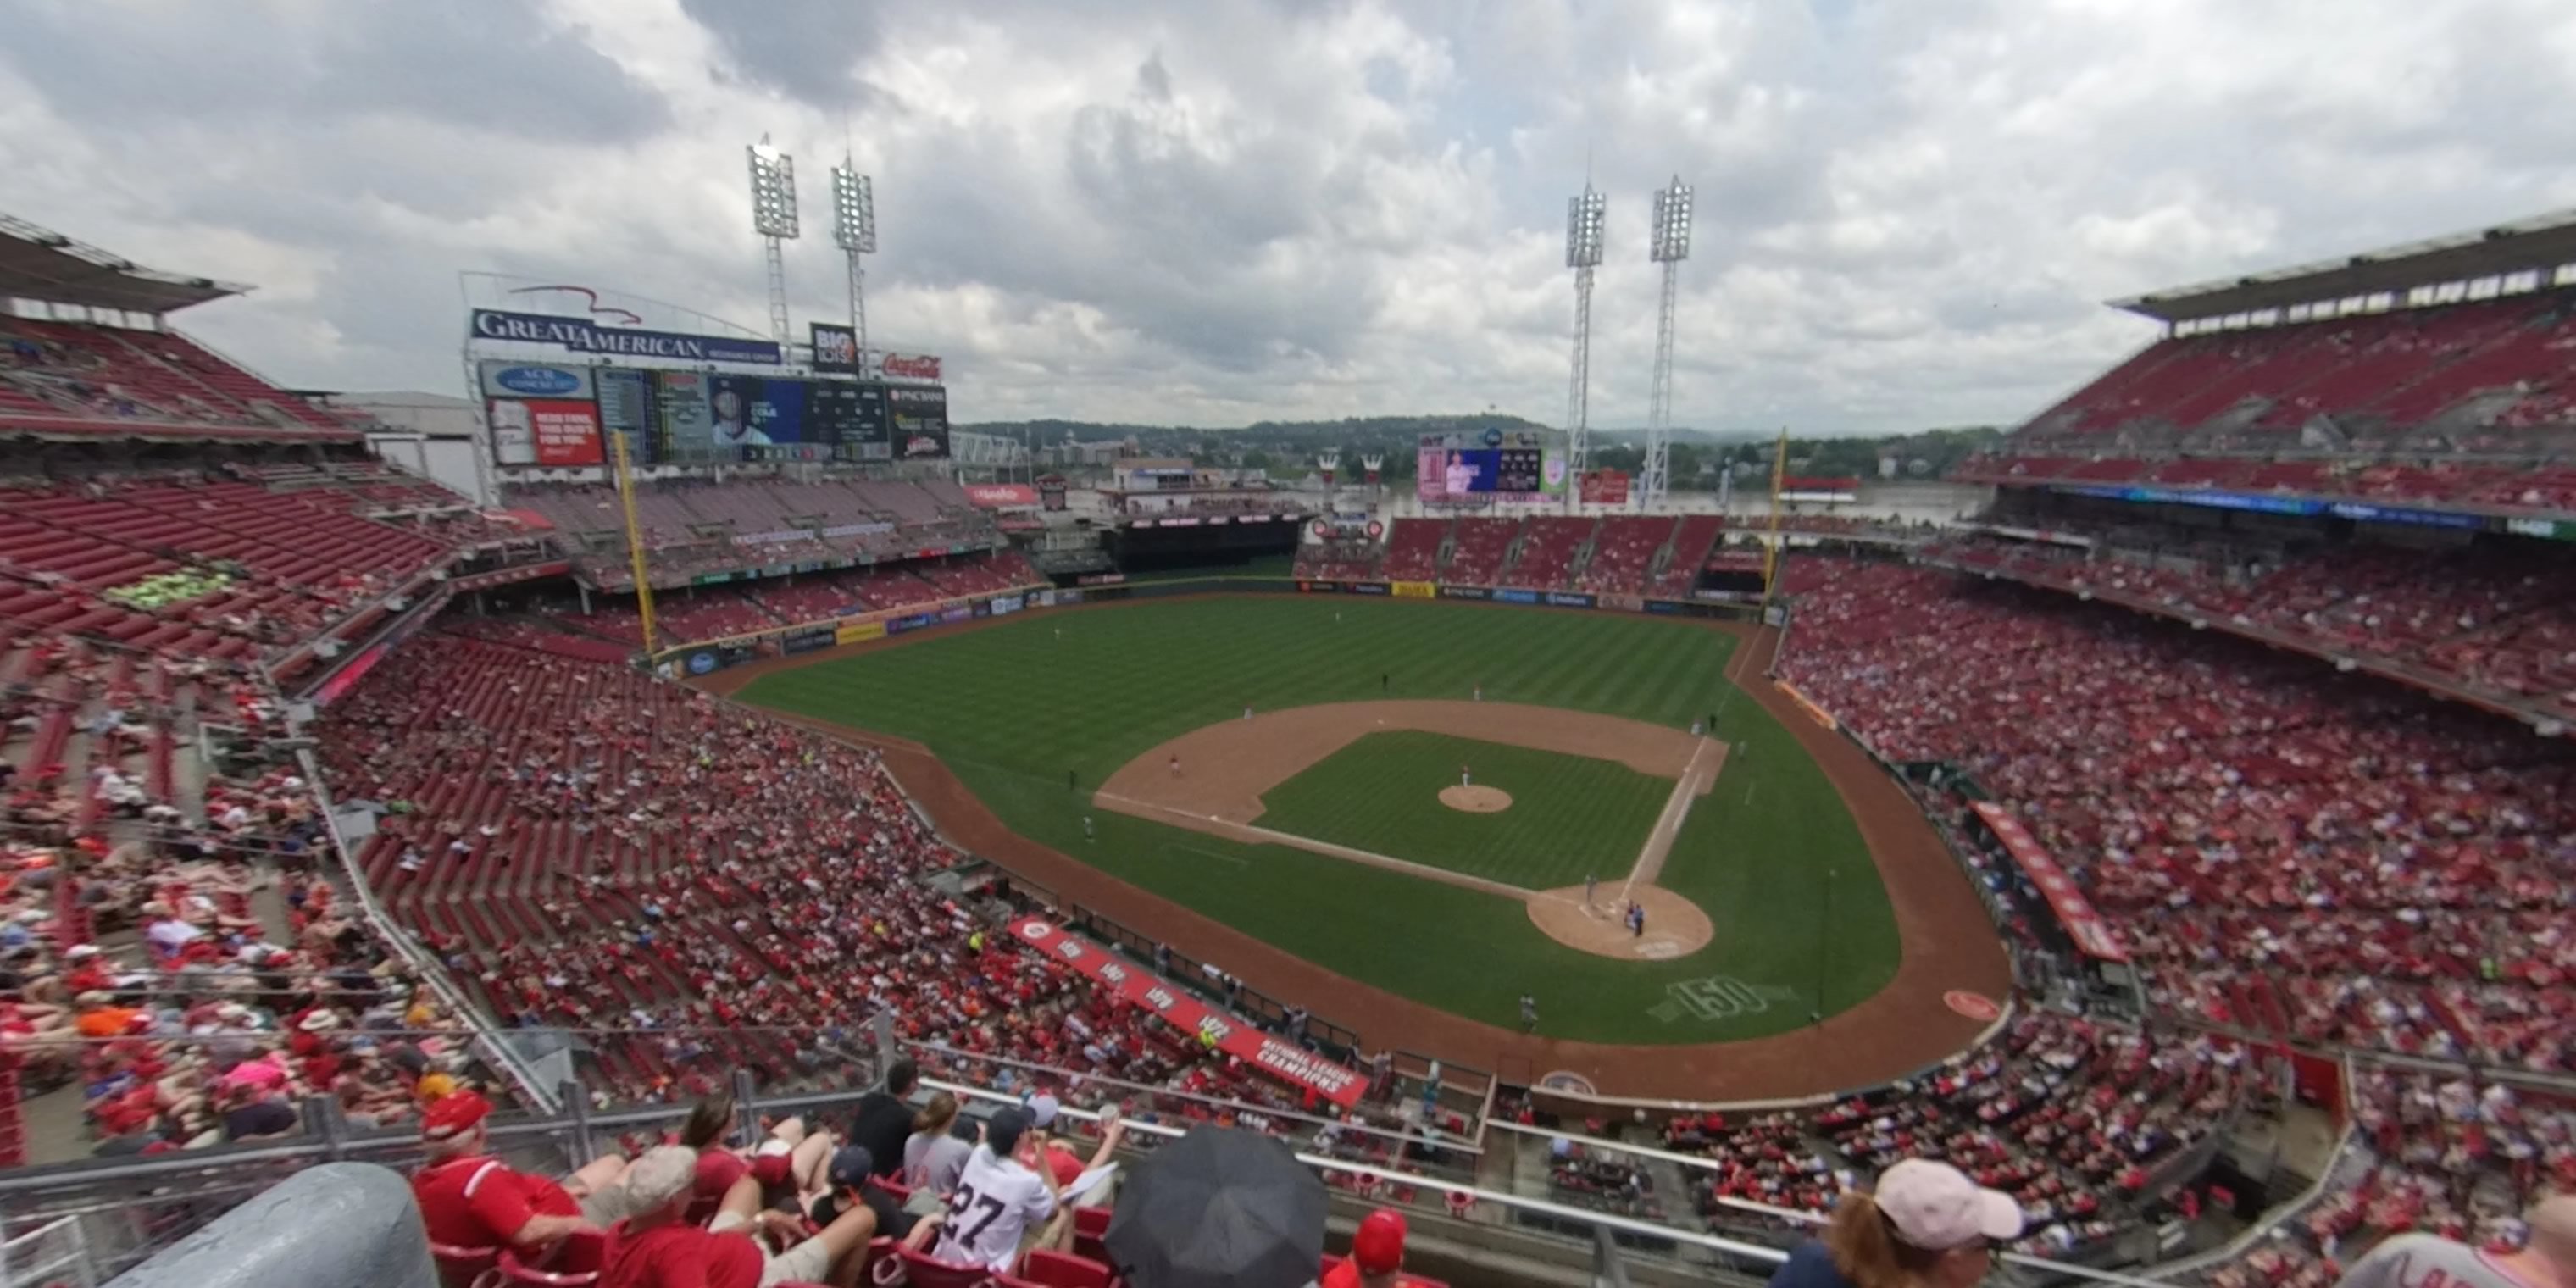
[
  {"x1": 1096, "y1": 792, "x2": 1530, "y2": 901},
  {"x1": 1617, "y1": 736, "x2": 1722, "y2": 909}
]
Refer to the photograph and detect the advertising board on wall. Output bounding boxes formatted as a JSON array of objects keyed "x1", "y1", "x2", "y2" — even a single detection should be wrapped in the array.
[
  {"x1": 887, "y1": 386, "x2": 952, "y2": 459},
  {"x1": 487, "y1": 397, "x2": 605, "y2": 467},
  {"x1": 594, "y1": 368, "x2": 656, "y2": 464},
  {"x1": 471, "y1": 308, "x2": 782, "y2": 365},
  {"x1": 811, "y1": 382, "x2": 891, "y2": 461},
  {"x1": 1579, "y1": 469, "x2": 1631, "y2": 506},
  {"x1": 809, "y1": 322, "x2": 861, "y2": 374}
]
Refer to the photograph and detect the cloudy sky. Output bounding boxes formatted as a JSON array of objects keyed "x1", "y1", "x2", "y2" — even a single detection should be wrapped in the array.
[{"x1": 3, "y1": 0, "x2": 2573, "y2": 434}]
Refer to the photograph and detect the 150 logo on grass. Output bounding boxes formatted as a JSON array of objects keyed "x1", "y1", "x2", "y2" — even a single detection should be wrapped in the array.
[{"x1": 1648, "y1": 975, "x2": 1799, "y2": 1024}]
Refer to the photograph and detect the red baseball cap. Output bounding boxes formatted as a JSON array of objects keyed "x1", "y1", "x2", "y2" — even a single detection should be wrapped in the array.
[
  {"x1": 750, "y1": 1152, "x2": 794, "y2": 1187},
  {"x1": 420, "y1": 1090, "x2": 491, "y2": 1141},
  {"x1": 1352, "y1": 1208, "x2": 1406, "y2": 1274}
]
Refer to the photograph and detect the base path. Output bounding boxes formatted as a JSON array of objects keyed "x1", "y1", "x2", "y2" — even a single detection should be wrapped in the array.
[
  {"x1": 702, "y1": 603, "x2": 2011, "y2": 1103},
  {"x1": 1096, "y1": 699, "x2": 1713, "y2": 829}
]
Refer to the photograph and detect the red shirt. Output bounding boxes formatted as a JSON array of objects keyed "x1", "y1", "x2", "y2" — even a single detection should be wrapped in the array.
[
  {"x1": 693, "y1": 1151, "x2": 747, "y2": 1207},
  {"x1": 412, "y1": 1156, "x2": 580, "y2": 1249},
  {"x1": 600, "y1": 1220, "x2": 763, "y2": 1288}
]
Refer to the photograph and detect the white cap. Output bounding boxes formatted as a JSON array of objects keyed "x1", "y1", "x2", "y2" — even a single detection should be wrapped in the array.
[
  {"x1": 1028, "y1": 1091, "x2": 1060, "y2": 1128},
  {"x1": 1873, "y1": 1159, "x2": 2024, "y2": 1250}
]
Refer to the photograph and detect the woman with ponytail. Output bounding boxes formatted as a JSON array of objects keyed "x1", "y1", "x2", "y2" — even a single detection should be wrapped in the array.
[{"x1": 1769, "y1": 1160, "x2": 2025, "y2": 1288}]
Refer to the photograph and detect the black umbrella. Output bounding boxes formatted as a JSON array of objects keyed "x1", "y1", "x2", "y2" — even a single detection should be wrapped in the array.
[{"x1": 1104, "y1": 1126, "x2": 1328, "y2": 1288}]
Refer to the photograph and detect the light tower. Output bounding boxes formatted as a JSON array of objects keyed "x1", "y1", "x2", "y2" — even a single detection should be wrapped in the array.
[
  {"x1": 830, "y1": 160, "x2": 876, "y2": 377},
  {"x1": 746, "y1": 136, "x2": 800, "y2": 348},
  {"x1": 1563, "y1": 185, "x2": 1606, "y2": 513},
  {"x1": 1642, "y1": 175, "x2": 1693, "y2": 511}
]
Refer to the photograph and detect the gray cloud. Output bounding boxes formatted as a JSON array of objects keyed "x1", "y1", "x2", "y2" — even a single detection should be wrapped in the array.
[{"x1": 0, "y1": 0, "x2": 2572, "y2": 434}]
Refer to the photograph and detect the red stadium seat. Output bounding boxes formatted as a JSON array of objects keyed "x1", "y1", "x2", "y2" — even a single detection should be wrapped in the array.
[
  {"x1": 430, "y1": 1241, "x2": 497, "y2": 1288},
  {"x1": 1019, "y1": 1248, "x2": 1112, "y2": 1288},
  {"x1": 877, "y1": 1245, "x2": 1000, "y2": 1288},
  {"x1": 490, "y1": 1230, "x2": 607, "y2": 1287}
]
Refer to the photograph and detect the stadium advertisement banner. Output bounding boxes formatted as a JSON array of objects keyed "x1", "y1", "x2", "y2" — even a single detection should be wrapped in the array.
[
  {"x1": 1971, "y1": 802, "x2": 2130, "y2": 964},
  {"x1": 1579, "y1": 469, "x2": 1630, "y2": 506},
  {"x1": 1391, "y1": 580, "x2": 1435, "y2": 598},
  {"x1": 680, "y1": 647, "x2": 726, "y2": 676},
  {"x1": 470, "y1": 308, "x2": 782, "y2": 365},
  {"x1": 780, "y1": 627, "x2": 836, "y2": 655},
  {"x1": 809, "y1": 321, "x2": 862, "y2": 374},
  {"x1": 1644, "y1": 599, "x2": 1682, "y2": 614},
  {"x1": 888, "y1": 386, "x2": 952, "y2": 459},
  {"x1": 965, "y1": 484, "x2": 1038, "y2": 507},
  {"x1": 940, "y1": 604, "x2": 973, "y2": 624},
  {"x1": 1296, "y1": 580, "x2": 1341, "y2": 594},
  {"x1": 1415, "y1": 429, "x2": 1565, "y2": 504},
  {"x1": 2507, "y1": 517, "x2": 2576, "y2": 541},
  {"x1": 886, "y1": 611, "x2": 940, "y2": 636},
  {"x1": 1348, "y1": 582, "x2": 1389, "y2": 596},
  {"x1": 1007, "y1": 918, "x2": 1367, "y2": 1109},
  {"x1": 1438, "y1": 586, "x2": 1488, "y2": 601},
  {"x1": 990, "y1": 594, "x2": 1024, "y2": 616},
  {"x1": 2325, "y1": 502, "x2": 2484, "y2": 529},
  {"x1": 488, "y1": 397, "x2": 605, "y2": 466},
  {"x1": 835, "y1": 621, "x2": 887, "y2": 646},
  {"x1": 1491, "y1": 588, "x2": 1540, "y2": 605},
  {"x1": 1600, "y1": 592, "x2": 1645, "y2": 613},
  {"x1": 478, "y1": 360, "x2": 595, "y2": 400},
  {"x1": 1544, "y1": 591, "x2": 1595, "y2": 609},
  {"x1": 878, "y1": 352, "x2": 943, "y2": 383}
]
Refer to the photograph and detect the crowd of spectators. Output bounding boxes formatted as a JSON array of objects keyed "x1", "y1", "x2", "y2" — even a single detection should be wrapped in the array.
[
  {"x1": 1779, "y1": 558, "x2": 2575, "y2": 1073},
  {"x1": 1925, "y1": 530, "x2": 2576, "y2": 720}
]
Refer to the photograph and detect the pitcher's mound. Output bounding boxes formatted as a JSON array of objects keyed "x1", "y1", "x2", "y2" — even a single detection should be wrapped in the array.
[
  {"x1": 1527, "y1": 884, "x2": 1713, "y2": 961},
  {"x1": 1440, "y1": 785, "x2": 1513, "y2": 813}
]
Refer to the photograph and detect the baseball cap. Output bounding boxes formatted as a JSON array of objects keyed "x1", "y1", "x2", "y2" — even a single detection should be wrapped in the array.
[
  {"x1": 1027, "y1": 1091, "x2": 1061, "y2": 1128},
  {"x1": 986, "y1": 1107, "x2": 1035, "y2": 1158},
  {"x1": 1352, "y1": 1208, "x2": 1407, "y2": 1274},
  {"x1": 419, "y1": 1090, "x2": 492, "y2": 1141},
  {"x1": 827, "y1": 1144, "x2": 874, "y2": 1191},
  {"x1": 1872, "y1": 1159, "x2": 2024, "y2": 1250},
  {"x1": 624, "y1": 1146, "x2": 699, "y2": 1212}
]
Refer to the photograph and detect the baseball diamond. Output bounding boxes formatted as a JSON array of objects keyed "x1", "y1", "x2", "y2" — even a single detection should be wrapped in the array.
[{"x1": 705, "y1": 592, "x2": 2010, "y2": 1098}]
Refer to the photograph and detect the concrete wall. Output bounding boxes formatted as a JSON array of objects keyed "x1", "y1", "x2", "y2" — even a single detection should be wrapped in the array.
[{"x1": 108, "y1": 1163, "x2": 435, "y2": 1288}]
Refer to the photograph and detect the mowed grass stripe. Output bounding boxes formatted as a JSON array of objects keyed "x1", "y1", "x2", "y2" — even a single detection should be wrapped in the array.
[
  {"x1": 736, "y1": 597, "x2": 1904, "y2": 1043},
  {"x1": 1255, "y1": 733, "x2": 1667, "y2": 890}
]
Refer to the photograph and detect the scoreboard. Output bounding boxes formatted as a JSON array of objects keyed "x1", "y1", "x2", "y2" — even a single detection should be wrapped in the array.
[{"x1": 1417, "y1": 430, "x2": 1563, "y2": 504}]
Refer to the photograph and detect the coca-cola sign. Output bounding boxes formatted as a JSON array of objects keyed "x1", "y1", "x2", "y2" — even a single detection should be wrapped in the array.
[{"x1": 878, "y1": 352, "x2": 942, "y2": 382}]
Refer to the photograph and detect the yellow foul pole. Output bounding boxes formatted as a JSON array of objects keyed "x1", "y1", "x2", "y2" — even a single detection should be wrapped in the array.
[
  {"x1": 1760, "y1": 427, "x2": 1789, "y2": 611},
  {"x1": 613, "y1": 432, "x2": 660, "y2": 656}
]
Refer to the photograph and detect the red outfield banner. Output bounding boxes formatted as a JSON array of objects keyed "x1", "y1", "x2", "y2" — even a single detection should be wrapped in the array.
[
  {"x1": 1007, "y1": 918, "x2": 1367, "y2": 1109},
  {"x1": 1970, "y1": 802, "x2": 2129, "y2": 963},
  {"x1": 964, "y1": 484, "x2": 1037, "y2": 507},
  {"x1": 1579, "y1": 469, "x2": 1630, "y2": 505}
]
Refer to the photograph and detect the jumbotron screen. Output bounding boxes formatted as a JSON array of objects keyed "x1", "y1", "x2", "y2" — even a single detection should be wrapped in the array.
[{"x1": 1417, "y1": 430, "x2": 1563, "y2": 503}]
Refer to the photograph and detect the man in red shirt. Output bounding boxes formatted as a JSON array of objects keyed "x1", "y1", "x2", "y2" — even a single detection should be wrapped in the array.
[
  {"x1": 1324, "y1": 1208, "x2": 1410, "y2": 1288},
  {"x1": 600, "y1": 1146, "x2": 768, "y2": 1288},
  {"x1": 409, "y1": 1091, "x2": 642, "y2": 1252}
]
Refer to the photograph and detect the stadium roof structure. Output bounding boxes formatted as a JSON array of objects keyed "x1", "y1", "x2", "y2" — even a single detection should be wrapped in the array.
[
  {"x1": 2109, "y1": 207, "x2": 2576, "y2": 325},
  {"x1": 0, "y1": 211, "x2": 249, "y2": 314}
]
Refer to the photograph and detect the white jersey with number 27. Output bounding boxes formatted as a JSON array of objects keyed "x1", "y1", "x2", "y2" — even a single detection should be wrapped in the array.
[{"x1": 933, "y1": 1146, "x2": 1055, "y2": 1271}]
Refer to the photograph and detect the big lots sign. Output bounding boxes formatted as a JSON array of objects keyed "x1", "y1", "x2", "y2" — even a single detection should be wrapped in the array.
[{"x1": 1008, "y1": 918, "x2": 1365, "y2": 1108}]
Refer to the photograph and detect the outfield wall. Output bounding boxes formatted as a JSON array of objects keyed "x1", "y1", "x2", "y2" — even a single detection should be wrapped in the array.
[{"x1": 654, "y1": 575, "x2": 1763, "y2": 680}]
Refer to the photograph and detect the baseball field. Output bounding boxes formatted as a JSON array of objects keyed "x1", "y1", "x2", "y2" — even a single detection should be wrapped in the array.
[{"x1": 724, "y1": 595, "x2": 1911, "y2": 1048}]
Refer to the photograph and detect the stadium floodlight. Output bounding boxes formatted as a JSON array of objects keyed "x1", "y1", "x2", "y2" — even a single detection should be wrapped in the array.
[
  {"x1": 747, "y1": 138, "x2": 800, "y2": 240},
  {"x1": 1563, "y1": 185, "x2": 1606, "y2": 511},
  {"x1": 1566, "y1": 189, "x2": 1606, "y2": 269},
  {"x1": 1642, "y1": 175, "x2": 1693, "y2": 511},
  {"x1": 747, "y1": 136, "x2": 799, "y2": 347},
  {"x1": 830, "y1": 162, "x2": 876, "y2": 382},
  {"x1": 830, "y1": 166, "x2": 875, "y2": 253},
  {"x1": 1649, "y1": 179, "x2": 1693, "y2": 264}
]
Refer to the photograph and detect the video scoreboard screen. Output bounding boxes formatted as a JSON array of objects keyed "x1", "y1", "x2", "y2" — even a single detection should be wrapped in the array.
[{"x1": 1417, "y1": 430, "x2": 1562, "y2": 503}]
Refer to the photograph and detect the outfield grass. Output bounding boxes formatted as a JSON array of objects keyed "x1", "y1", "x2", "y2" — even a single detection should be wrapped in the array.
[
  {"x1": 1257, "y1": 732, "x2": 1668, "y2": 890},
  {"x1": 735, "y1": 596, "x2": 1901, "y2": 1043}
]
